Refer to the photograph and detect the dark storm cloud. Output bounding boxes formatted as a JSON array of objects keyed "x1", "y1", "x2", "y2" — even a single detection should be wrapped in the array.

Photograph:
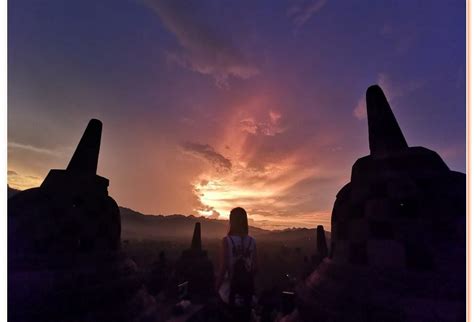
[{"x1": 181, "y1": 142, "x2": 232, "y2": 170}]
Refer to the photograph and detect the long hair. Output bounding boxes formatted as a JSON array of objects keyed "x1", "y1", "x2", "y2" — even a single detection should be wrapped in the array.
[{"x1": 228, "y1": 207, "x2": 249, "y2": 236}]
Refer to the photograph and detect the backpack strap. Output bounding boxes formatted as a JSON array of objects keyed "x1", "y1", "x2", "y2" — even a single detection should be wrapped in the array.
[
  {"x1": 245, "y1": 237, "x2": 252, "y2": 254},
  {"x1": 228, "y1": 235, "x2": 253, "y2": 257},
  {"x1": 239, "y1": 236, "x2": 253, "y2": 258},
  {"x1": 228, "y1": 235, "x2": 237, "y2": 255}
]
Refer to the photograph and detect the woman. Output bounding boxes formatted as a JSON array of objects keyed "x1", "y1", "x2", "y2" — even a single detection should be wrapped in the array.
[{"x1": 216, "y1": 207, "x2": 258, "y2": 321}]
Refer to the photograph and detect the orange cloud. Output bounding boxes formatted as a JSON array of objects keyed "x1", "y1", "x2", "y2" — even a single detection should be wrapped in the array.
[
  {"x1": 7, "y1": 169, "x2": 42, "y2": 190},
  {"x1": 185, "y1": 93, "x2": 340, "y2": 230}
]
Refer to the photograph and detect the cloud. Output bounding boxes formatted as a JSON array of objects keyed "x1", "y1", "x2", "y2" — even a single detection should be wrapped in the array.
[
  {"x1": 146, "y1": 0, "x2": 260, "y2": 88},
  {"x1": 287, "y1": 0, "x2": 327, "y2": 27},
  {"x1": 183, "y1": 92, "x2": 348, "y2": 227},
  {"x1": 239, "y1": 110, "x2": 284, "y2": 136},
  {"x1": 208, "y1": 210, "x2": 220, "y2": 219},
  {"x1": 181, "y1": 142, "x2": 232, "y2": 171},
  {"x1": 8, "y1": 141, "x2": 61, "y2": 156},
  {"x1": 7, "y1": 169, "x2": 43, "y2": 190},
  {"x1": 194, "y1": 200, "x2": 221, "y2": 219},
  {"x1": 191, "y1": 151, "x2": 337, "y2": 224}
]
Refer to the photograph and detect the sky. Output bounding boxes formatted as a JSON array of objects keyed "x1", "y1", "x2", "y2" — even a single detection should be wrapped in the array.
[{"x1": 8, "y1": 0, "x2": 465, "y2": 230}]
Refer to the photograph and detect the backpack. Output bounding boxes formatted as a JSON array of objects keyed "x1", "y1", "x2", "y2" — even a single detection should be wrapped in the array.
[{"x1": 228, "y1": 236, "x2": 254, "y2": 307}]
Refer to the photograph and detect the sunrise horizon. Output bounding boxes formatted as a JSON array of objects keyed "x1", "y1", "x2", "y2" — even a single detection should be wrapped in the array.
[
  {"x1": 6, "y1": 2, "x2": 468, "y2": 322},
  {"x1": 8, "y1": 0, "x2": 465, "y2": 231}
]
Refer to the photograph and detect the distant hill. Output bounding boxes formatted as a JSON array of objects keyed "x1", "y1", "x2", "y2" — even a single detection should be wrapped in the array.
[
  {"x1": 120, "y1": 206, "x2": 330, "y2": 242},
  {"x1": 7, "y1": 187, "x2": 329, "y2": 241},
  {"x1": 120, "y1": 206, "x2": 270, "y2": 240}
]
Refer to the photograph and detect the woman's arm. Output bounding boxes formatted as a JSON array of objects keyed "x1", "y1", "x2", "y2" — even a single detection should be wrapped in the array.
[{"x1": 215, "y1": 237, "x2": 228, "y2": 291}]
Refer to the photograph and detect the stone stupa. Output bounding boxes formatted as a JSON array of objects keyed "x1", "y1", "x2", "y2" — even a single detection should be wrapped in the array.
[
  {"x1": 296, "y1": 85, "x2": 466, "y2": 322},
  {"x1": 175, "y1": 222, "x2": 215, "y2": 298},
  {"x1": 8, "y1": 119, "x2": 159, "y2": 322}
]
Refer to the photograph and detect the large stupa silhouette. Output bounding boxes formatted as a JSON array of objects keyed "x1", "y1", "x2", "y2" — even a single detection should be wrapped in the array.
[
  {"x1": 296, "y1": 85, "x2": 466, "y2": 322},
  {"x1": 8, "y1": 119, "x2": 158, "y2": 322}
]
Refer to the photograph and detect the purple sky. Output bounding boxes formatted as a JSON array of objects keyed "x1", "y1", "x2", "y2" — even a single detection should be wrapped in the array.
[{"x1": 8, "y1": 0, "x2": 465, "y2": 229}]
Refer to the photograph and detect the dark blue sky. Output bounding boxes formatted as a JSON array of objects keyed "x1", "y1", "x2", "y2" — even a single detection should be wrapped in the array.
[{"x1": 8, "y1": 0, "x2": 466, "y2": 229}]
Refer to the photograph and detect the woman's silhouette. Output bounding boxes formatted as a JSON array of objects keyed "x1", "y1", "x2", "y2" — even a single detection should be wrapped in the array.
[{"x1": 216, "y1": 207, "x2": 257, "y2": 321}]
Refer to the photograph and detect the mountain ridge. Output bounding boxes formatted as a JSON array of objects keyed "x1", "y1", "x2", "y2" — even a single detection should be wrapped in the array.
[
  {"x1": 120, "y1": 206, "x2": 324, "y2": 240},
  {"x1": 7, "y1": 186, "x2": 327, "y2": 240}
]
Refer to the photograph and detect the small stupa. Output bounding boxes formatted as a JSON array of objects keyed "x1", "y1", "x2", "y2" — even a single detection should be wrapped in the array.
[{"x1": 175, "y1": 222, "x2": 215, "y2": 297}]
